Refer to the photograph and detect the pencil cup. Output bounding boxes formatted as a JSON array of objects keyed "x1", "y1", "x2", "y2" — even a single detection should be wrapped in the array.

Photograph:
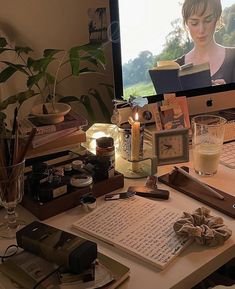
[
  {"x1": 191, "y1": 115, "x2": 226, "y2": 176},
  {"x1": 0, "y1": 160, "x2": 25, "y2": 238}
]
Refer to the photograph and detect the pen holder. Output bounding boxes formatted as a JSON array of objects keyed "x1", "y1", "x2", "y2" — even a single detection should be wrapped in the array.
[
  {"x1": 0, "y1": 160, "x2": 25, "y2": 238},
  {"x1": 115, "y1": 155, "x2": 157, "y2": 179}
]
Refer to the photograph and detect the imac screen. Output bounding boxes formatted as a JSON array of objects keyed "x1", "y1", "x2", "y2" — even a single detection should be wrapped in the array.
[{"x1": 113, "y1": 0, "x2": 235, "y2": 102}]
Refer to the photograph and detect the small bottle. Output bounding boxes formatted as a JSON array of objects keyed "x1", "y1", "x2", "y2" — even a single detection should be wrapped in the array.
[{"x1": 96, "y1": 137, "x2": 115, "y2": 178}]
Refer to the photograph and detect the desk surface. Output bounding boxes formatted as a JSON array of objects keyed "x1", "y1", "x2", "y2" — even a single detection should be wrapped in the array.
[{"x1": 0, "y1": 161, "x2": 235, "y2": 289}]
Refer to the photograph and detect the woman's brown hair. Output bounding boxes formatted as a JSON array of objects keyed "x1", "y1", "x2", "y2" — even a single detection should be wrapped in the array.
[{"x1": 182, "y1": 0, "x2": 222, "y2": 25}]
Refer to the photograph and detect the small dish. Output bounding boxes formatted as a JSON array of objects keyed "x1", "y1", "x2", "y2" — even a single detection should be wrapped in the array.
[{"x1": 31, "y1": 103, "x2": 71, "y2": 125}]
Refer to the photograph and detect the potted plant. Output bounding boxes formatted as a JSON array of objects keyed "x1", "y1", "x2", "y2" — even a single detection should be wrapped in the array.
[{"x1": 0, "y1": 36, "x2": 113, "y2": 124}]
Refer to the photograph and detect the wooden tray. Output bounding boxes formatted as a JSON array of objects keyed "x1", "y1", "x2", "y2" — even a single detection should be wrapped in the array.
[
  {"x1": 158, "y1": 168, "x2": 235, "y2": 219},
  {"x1": 22, "y1": 171, "x2": 124, "y2": 220},
  {"x1": 21, "y1": 150, "x2": 124, "y2": 220}
]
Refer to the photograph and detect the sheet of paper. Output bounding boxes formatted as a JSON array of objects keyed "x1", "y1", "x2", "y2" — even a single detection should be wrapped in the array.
[{"x1": 73, "y1": 196, "x2": 191, "y2": 269}]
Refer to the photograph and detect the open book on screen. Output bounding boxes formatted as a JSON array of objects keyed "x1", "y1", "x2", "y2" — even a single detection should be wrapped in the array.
[{"x1": 149, "y1": 61, "x2": 212, "y2": 94}]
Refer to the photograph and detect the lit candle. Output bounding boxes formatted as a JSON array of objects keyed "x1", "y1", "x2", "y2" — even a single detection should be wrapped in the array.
[{"x1": 128, "y1": 113, "x2": 140, "y2": 172}]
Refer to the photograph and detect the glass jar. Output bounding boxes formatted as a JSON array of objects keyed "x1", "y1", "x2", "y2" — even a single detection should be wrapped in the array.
[{"x1": 96, "y1": 137, "x2": 115, "y2": 178}]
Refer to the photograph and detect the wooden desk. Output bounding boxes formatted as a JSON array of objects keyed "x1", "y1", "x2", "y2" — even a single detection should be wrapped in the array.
[{"x1": 0, "y1": 161, "x2": 234, "y2": 289}]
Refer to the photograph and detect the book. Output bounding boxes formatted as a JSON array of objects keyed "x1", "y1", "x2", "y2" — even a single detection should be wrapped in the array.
[
  {"x1": 98, "y1": 252, "x2": 130, "y2": 289},
  {"x1": 19, "y1": 110, "x2": 88, "y2": 136},
  {"x1": 149, "y1": 61, "x2": 212, "y2": 94},
  {"x1": 0, "y1": 251, "x2": 59, "y2": 289},
  {"x1": 26, "y1": 129, "x2": 86, "y2": 158},
  {"x1": 72, "y1": 195, "x2": 192, "y2": 270},
  {"x1": 0, "y1": 251, "x2": 130, "y2": 289},
  {"x1": 31, "y1": 127, "x2": 78, "y2": 148}
]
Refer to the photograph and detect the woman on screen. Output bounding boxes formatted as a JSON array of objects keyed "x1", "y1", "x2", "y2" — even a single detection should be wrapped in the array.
[{"x1": 176, "y1": 0, "x2": 235, "y2": 85}]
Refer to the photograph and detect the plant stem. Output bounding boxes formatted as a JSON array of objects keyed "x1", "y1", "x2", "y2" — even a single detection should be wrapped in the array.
[{"x1": 52, "y1": 51, "x2": 67, "y2": 111}]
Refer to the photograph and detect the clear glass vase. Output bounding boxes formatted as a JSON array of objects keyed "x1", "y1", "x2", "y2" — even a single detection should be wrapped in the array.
[{"x1": 0, "y1": 160, "x2": 25, "y2": 238}]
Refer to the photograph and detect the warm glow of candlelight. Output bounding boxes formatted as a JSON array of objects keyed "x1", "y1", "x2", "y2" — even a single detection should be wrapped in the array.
[{"x1": 134, "y1": 112, "x2": 139, "y2": 121}]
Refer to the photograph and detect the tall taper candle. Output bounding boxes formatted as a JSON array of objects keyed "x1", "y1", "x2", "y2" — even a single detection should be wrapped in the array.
[{"x1": 128, "y1": 113, "x2": 140, "y2": 172}]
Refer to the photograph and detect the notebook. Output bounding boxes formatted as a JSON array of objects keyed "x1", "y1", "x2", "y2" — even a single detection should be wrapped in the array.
[{"x1": 72, "y1": 196, "x2": 192, "y2": 270}]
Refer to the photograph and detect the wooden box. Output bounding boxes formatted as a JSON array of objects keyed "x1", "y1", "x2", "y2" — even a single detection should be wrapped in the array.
[
  {"x1": 22, "y1": 171, "x2": 124, "y2": 220},
  {"x1": 21, "y1": 150, "x2": 124, "y2": 220}
]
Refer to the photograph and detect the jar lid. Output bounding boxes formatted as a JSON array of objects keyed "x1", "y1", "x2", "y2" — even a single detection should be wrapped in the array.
[
  {"x1": 70, "y1": 175, "x2": 93, "y2": 187},
  {"x1": 72, "y1": 160, "x2": 83, "y2": 170},
  {"x1": 96, "y1": 137, "x2": 114, "y2": 148}
]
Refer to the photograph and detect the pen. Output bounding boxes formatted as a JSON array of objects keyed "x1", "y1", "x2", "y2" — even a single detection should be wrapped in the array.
[
  {"x1": 105, "y1": 191, "x2": 136, "y2": 201},
  {"x1": 174, "y1": 166, "x2": 224, "y2": 200}
]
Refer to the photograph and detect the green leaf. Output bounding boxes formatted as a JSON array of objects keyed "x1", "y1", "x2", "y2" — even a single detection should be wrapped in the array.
[
  {"x1": 88, "y1": 48, "x2": 106, "y2": 69},
  {"x1": 27, "y1": 72, "x2": 45, "y2": 88},
  {"x1": 77, "y1": 43, "x2": 102, "y2": 53},
  {"x1": 79, "y1": 67, "x2": 96, "y2": 74},
  {"x1": 79, "y1": 43, "x2": 105, "y2": 68},
  {"x1": 0, "y1": 66, "x2": 19, "y2": 83},
  {"x1": 17, "y1": 90, "x2": 36, "y2": 104},
  {"x1": 0, "y1": 37, "x2": 7, "y2": 47},
  {"x1": 28, "y1": 57, "x2": 55, "y2": 72},
  {"x1": 99, "y1": 83, "x2": 114, "y2": 100},
  {"x1": 71, "y1": 43, "x2": 105, "y2": 69},
  {"x1": 80, "y1": 94, "x2": 95, "y2": 122},
  {"x1": 27, "y1": 57, "x2": 34, "y2": 67},
  {"x1": 43, "y1": 49, "x2": 63, "y2": 57},
  {"x1": 88, "y1": 88, "x2": 111, "y2": 121},
  {"x1": 69, "y1": 47, "x2": 80, "y2": 76},
  {"x1": 0, "y1": 48, "x2": 12, "y2": 54},
  {"x1": 0, "y1": 94, "x2": 19, "y2": 110},
  {"x1": 59, "y1": 96, "x2": 80, "y2": 103},
  {"x1": 0, "y1": 90, "x2": 35, "y2": 110},
  {"x1": 15, "y1": 46, "x2": 33, "y2": 55},
  {"x1": 80, "y1": 56, "x2": 98, "y2": 67},
  {"x1": 1, "y1": 61, "x2": 28, "y2": 74}
]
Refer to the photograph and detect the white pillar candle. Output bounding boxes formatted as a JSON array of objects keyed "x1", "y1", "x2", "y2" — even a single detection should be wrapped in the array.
[{"x1": 128, "y1": 113, "x2": 140, "y2": 172}]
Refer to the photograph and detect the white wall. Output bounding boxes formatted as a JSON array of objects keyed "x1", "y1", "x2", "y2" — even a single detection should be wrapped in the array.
[{"x1": 0, "y1": 0, "x2": 114, "y2": 124}]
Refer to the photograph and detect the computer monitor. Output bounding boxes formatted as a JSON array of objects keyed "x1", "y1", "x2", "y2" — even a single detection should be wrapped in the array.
[{"x1": 109, "y1": 0, "x2": 235, "y2": 116}]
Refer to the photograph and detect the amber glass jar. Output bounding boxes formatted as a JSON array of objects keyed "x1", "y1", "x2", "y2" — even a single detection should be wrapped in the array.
[{"x1": 96, "y1": 137, "x2": 115, "y2": 177}]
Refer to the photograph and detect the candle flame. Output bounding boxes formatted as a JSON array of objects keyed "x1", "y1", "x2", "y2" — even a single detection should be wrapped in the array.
[{"x1": 134, "y1": 112, "x2": 139, "y2": 121}]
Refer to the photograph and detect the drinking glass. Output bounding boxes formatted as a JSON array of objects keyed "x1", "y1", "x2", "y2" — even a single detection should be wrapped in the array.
[
  {"x1": 191, "y1": 115, "x2": 226, "y2": 176},
  {"x1": 0, "y1": 160, "x2": 25, "y2": 238}
]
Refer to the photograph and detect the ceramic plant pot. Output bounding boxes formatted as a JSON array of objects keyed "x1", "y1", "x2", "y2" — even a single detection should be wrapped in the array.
[{"x1": 31, "y1": 103, "x2": 71, "y2": 124}]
